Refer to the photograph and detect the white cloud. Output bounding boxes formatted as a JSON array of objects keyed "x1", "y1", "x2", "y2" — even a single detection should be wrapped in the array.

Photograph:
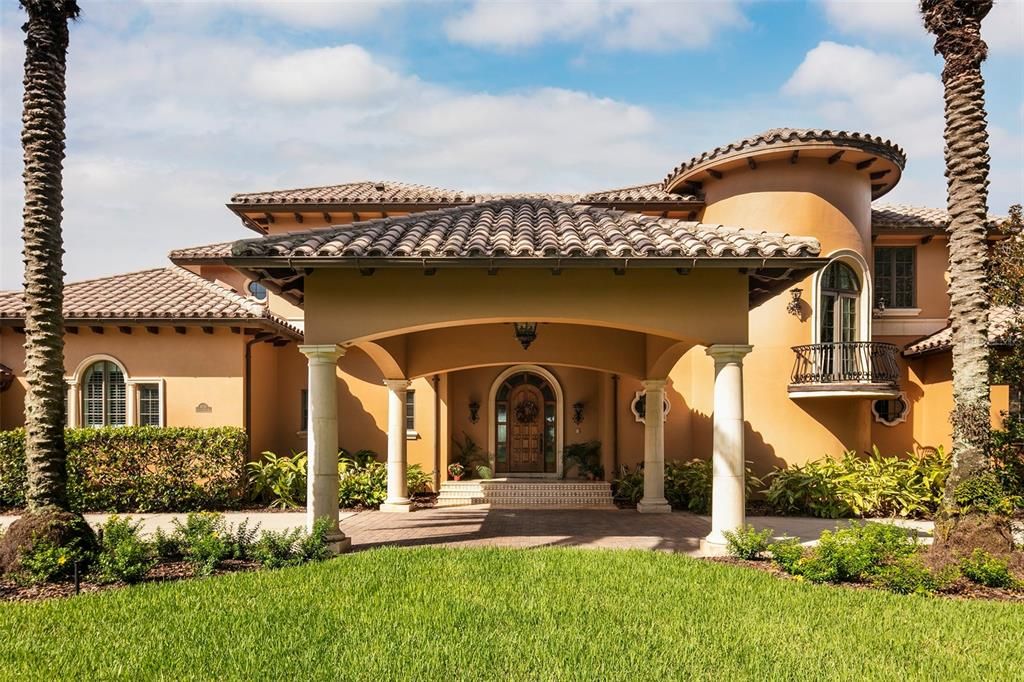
[
  {"x1": 444, "y1": 0, "x2": 748, "y2": 51},
  {"x1": 0, "y1": 6, "x2": 685, "y2": 288},
  {"x1": 784, "y1": 42, "x2": 944, "y2": 159},
  {"x1": 821, "y1": 0, "x2": 1023, "y2": 54},
  {"x1": 247, "y1": 45, "x2": 411, "y2": 103}
]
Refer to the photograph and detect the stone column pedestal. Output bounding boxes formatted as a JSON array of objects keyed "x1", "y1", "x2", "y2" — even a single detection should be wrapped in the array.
[
  {"x1": 299, "y1": 344, "x2": 351, "y2": 553},
  {"x1": 701, "y1": 344, "x2": 752, "y2": 554}
]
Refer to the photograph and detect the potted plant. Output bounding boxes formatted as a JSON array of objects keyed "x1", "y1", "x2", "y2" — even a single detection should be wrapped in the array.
[
  {"x1": 562, "y1": 441, "x2": 603, "y2": 480},
  {"x1": 447, "y1": 462, "x2": 466, "y2": 481}
]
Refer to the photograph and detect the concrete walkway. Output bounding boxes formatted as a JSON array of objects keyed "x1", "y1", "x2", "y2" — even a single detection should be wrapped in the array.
[{"x1": 0, "y1": 507, "x2": 933, "y2": 556}]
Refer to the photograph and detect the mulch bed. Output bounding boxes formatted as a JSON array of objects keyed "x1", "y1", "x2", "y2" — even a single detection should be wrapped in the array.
[
  {"x1": 705, "y1": 556, "x2": 1024, "y2": 603},
  {"x1": 0, "y1": 559, "x2": 259, "y2": 604}
]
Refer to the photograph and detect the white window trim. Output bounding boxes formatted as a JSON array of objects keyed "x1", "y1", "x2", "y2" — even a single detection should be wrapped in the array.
[
  {"x1": 127, "y1": 377, "x2": 166, "y2": 427},
  {"x1": 67, "y1": 354, "x2": 130, "y2": 428},
  {"x1": 872, "y1": 391, "x2": 909, "y2": 426},
  {"x1": 876, "y1": 307, "x2": 922, "y2": 318},
  {"x1": 809, "y1": 249, "x2": 873, "y2": 344}
]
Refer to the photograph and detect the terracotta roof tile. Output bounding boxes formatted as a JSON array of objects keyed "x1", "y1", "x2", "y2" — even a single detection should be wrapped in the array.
[
  {"x1": 903, "y1": 306, "x2": 1019, "y2": 356},
  {"x1": 229, "y1": 180, "x2": 473, "y2": 206},
  {"x1": 579, "y1": 183, "x2": 701, "y2": 204},
  {"x1": 664, "y1": 128, "x2": 906, "y2": 198},
  {"x1": 872, "y1": 203, "x2": 1005, "y2": 231},
  {"x1": 169, "y1": 241, "x2": 234, "y2": 261},
  {"x1": 231, "y1": 199, "x2": 820, "y2": 261},
  {"x1": 0, "y1": 267, "x2": 300, "y2": 337}
]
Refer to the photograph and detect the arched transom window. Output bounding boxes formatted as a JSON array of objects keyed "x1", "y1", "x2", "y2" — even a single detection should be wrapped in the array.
[
  {"x1": 495, "y1": 371, "x2": 557, "y2": 474},
  {"x1": 819, "y1": 261, "x2": 861, "y2": 344},
  {"x1": 83, "y1": 360, "x2": 126, "y2": 427}
]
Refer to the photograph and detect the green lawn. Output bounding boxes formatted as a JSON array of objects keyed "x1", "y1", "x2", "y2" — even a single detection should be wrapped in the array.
[{"x1": 2, "y1": 548, "x2": 1022, "y2": 681}]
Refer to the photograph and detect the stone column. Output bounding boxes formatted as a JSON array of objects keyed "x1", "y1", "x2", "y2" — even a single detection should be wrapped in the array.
[
  {"x1": 298, "y1": 344, "x2": 351, "y2": 553},
  {"x1": 702, "y1": 344, "x2": 753, "y2": 554},
  {"x1": 637, "y1": 379, "x2": 671, "y2": 514},
  {"x1": 66, "y1": 378, "x2": 79, "y2": 428},
  {"x1": 381, "y1": 378, "x2": 412, "y2": 513}
]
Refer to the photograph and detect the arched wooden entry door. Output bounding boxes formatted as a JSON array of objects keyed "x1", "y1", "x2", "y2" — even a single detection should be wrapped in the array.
[{"x1": 495, "y1": 370, "x2": 557, "y2": 474}]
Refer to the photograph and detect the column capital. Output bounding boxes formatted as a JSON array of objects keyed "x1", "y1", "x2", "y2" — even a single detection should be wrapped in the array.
[
  {"x1": 298, "y1": 344, "x2": 345, "y2": 363},
  {"x1": 641, "y1": 379, "x2": 668, "y2": 391},
  {"x1": 383, "y1": 378, "x2": 412, "y2": 391},
  {"x1": 705, "y1": 344, "x2": 753, "y2": 364}
]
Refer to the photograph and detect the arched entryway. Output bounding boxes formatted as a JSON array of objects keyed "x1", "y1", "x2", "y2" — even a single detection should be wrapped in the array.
[{"x1": 487, "y1": 365, "x2": 564, "y2": 477}]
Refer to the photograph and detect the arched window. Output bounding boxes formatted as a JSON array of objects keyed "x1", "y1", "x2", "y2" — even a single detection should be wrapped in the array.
[
  {"x1": 494, "y1": 371, "x2": 558, "y2": 474},
  {"x1": 83, "y1": 360, "x2": 126, "y2": 427},
  {"x1": 247, "y1": 281, "x2": 268, "y2": 301},
  {"x1": 819, "y1": 261, "x2": 861, "y2": 344}
]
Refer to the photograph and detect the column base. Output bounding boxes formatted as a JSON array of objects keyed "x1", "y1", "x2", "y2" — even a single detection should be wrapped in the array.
[
  {"x1": 379, "y1": 500, "x2": 413, "y2": 513},
  {"x1": 637, "y1": 498, "x2": 672, "y2": 514},
  {"x1": 700, "y1": 535, "x2": 729, "y2": 556},
  {"x1": 325, "y1": 532, "x2": 352, "y2": 555}
]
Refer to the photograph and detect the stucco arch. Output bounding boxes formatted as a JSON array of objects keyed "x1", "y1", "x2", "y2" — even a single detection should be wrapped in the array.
[
  {"x1": 304, "y1": 269, "x2": 750, "y2": 347},
  {"x1": 486, "y1": 364, "x2": 565, "y2": 478},
  {"x1": 809, "y1": 248, "x2": 873, "y2": 344},
  {"x1": 69, "y1": 353, "x2": 130, "y2": 383},
  {"x1": 401, "y1": 323, "x2": 653, "y2": 380},
  {"x1": 645, "y1": 339, "x2": 695, "y2": 379},
  {"x1": 353, "y1": 339, "x2": 406, "y2": 380}
]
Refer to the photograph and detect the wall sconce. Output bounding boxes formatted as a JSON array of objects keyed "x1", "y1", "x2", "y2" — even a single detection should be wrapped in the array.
[
  {"x1": 468, "y1": 400, "x2": 480, "y2": 424},
  {"x1": 786, "y1": 288, "x2": 803, "y2": 317},
  {"x1": 873, "y1": 296, "x2": 887, "y2": 319},
  {"x1": 572, "y1": 402, "x2": 584, "y2": 425}
]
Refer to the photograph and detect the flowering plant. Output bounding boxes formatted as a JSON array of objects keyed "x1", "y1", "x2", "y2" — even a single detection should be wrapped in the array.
[{"x1": 447, "y1": 463, "x2": 466, "y2": 480}]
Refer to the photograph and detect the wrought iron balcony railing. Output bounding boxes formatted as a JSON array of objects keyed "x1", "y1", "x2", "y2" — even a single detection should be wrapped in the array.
[{"x1": 790, "y1": 342, "x2": 900, "y2": 387}]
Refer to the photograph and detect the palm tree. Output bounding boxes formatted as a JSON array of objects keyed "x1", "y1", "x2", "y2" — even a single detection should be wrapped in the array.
[
  {"x1": 0, "y1": 1, "x2": 92, "y2": 574},
  {"x1": 920, "y1": 1, "x2": 994, "y2": 523}
]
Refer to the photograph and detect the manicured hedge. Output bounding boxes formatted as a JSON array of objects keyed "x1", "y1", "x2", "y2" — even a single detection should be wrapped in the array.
[{"x1": 0, "y1": 427, "x2": 247, "y2": 512}]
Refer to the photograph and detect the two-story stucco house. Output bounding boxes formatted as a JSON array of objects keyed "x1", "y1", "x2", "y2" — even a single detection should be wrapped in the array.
[{"x1": 0, "y1": 128, "x2": 1017, "y2": 551}]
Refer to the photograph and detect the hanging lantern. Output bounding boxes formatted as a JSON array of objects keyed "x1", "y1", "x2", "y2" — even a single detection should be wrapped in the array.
[{"x1": 513, "y1": 322, "x2": 538, "y2": 350}]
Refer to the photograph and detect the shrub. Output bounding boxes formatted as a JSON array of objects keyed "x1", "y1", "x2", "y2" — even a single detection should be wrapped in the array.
[
  {"x1": 870, "y1": 557, "x2": 957, "y2": 596},
  {"x1": 171, "y1": 512, "x2": 230, "y2": 576},
  {"x1": 252, "y1": 528, "x2": 304, "y2": 569},
  {"x1": 793, "y1": 522, "x2": 919, "y2": 584},
  {"x1": 338, "y1": 455, "x2": 388, "y2": 509},
  {"x1": 224, "y1": 519, "x2": 261, "y2": 561},
  {"x1": 959, "y1": 549, "x2": 1019, "y2": 589},
  {"x1": 722, "y1": 525, "x2": 773, "y2": 560},
  {"x1": 768, "y1": 538, "x2": 805, "y2": 573},
  {"x1": 94, "y1": 516, "x2": 156, "y2": 584},
  {"x1": 153, "y1": 527, "x2": 181, "y2": 560},
  {"x1": 0, "y1": 427, "x2": 246, "y2": 512},
  {"x1": 763, "y1": 447, "x2": 949, "y2": 519},
  {"x1": 991, "y1": 415, "x2": 1024, "y2": 499},
  {"x1": 246, "y1": 451, "x2": 307, "y2": 508},
  {"x1": 954, "y1": 472, "x2": 1016, "y2": 514},
  {"x1": 562, "y1": 442, "x2": 603, "y2": 480},
  {"x1": 407, "y1": 464, "x2": 433, "y2": 495},
  {"x1": 252, "y1": 519, "x2": 332, "y2": 569},
  {"x1": 612, "y1": 465, "x2": 644, "y2": 503},
  {"x1": 0, "y1": 511, "x2": 98, "y2": 582}
]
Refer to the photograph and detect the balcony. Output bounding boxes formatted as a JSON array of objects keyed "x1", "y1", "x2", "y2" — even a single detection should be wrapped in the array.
[{"x1": 788, "y1": 342, "x2": 901, "y2": 399}]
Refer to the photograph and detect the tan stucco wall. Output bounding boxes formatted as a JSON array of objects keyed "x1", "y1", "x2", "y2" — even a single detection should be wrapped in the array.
[
  {"x1": 304, "y1": 268, "x2": 749, "y2": 348},
  {"x1": 0, "y1": 327, "x2": 245, "y2": 431}
]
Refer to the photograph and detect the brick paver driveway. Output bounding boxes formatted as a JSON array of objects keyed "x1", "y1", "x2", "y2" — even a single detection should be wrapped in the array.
[{"x1": 340, "y1": 506, "x2": 712, "y2": 554}]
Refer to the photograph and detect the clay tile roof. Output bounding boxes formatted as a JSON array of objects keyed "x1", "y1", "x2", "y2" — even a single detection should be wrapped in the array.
[
  {"x1": 229, "y1": 180, "x2": 473, "y2": 206},
  {"x1": 168, "y1": 241, "x2": 234, "y2": 261},
  {"x1": 0, "y1": 267, "x2": 301, "y2": 337},
  {"x1": 579, "y1": 183, "x2": 701, "y2": 204},
  {"x1": 903, "y1": 306, "x2": 1020, "y2": 357},
  {"x1": 872, "y1": 203, "x2": 1006, "y2": 232},
  {"x1": 664, "y1": 128, "x2": 906, "y2": 197},
  {"x1": 231, "y1": 198, "x2": 820, "y2": 261}
]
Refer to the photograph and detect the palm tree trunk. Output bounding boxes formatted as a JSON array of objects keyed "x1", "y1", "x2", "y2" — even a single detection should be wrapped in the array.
[
  {"x1": 920, "y1": 0, "x2": 992, "y2": 509},
  {"x1": 20, "y1": 0, "x2": 80, "y2": 512}
]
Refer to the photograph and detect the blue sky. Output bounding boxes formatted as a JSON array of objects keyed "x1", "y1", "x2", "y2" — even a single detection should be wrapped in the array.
[{"x1": 1, "y1": 0, "x2": 1021, "y2": 288}]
